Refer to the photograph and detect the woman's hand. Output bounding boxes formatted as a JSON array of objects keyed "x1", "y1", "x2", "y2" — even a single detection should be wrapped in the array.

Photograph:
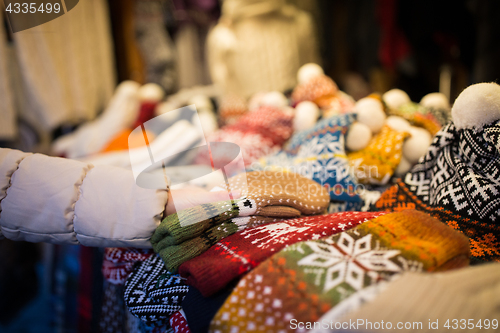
[{"x1": 165, "y1": 187, "x2": 241, "y2": 216}]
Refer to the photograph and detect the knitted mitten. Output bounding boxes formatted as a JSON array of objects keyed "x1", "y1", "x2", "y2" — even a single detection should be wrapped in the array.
[
  {"x1": 254, "y1": 114, "x2": 361, "y2": 202},
  {"x1": 375, "y1": 121, "x2": 500, "y2": 263},
  {"x1": 210, "y1": 210, "x2": 470, "y2": 333},
  {"x1": 169, "y1": 311, "x2": 191, "y2": 333},
  {"x1": 124, "y1": 254, "x2": 189, "y2": 328},
  {"x1": 179, "y1": 211, "x2": 387, "y2": 297},
  {"x1": 318, "y1": 263, "x2": 500, "y2": 333},
  {"x1": 155, "y1": 221, "x2": 240, "y2": 272},
  {"x1": 217, "y1": 170, "x2": 330, "y2": 217},
  {"x1": 348, "y1": 125, "x2": 409, "y2": 185}
]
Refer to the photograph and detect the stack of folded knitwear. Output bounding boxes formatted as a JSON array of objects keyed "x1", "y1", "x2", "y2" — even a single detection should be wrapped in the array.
[{"x1": 117, "y1": 82, "x2": 500, "y2": 333}]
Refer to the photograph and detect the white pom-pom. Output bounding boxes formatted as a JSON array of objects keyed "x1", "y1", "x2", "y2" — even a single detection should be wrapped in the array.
[
  {"x1": 138, "y1": 83, "x2": 165, "y2": 103},
  {"x1": 355, "y1": 97, "x2": 386, "y2": 134},
  {"x1": 394, "y1": 156, "x2": 413, "y2": 177},
  {"x1": 346, "y1": 122, "x2": 372, "y2": 151},
  {"x1": 420, "y1": 92, "x2": 450, "y2": 110},
  {"x1": 260, "y1": 91, "x2": 288, "y2": 108},
  {"x1": 403, "y1": 126, "x2": 432, "y2": 164},
  {"x1": 297, "y1": 63, "x2": 324, "y2": 84},
  {"x1": 383, "y1": 89, "x2": 411, "y2": 110},
  {"x1": 451, "y1": 82, "x2": 500, "y2": 130},
  {"x1": 294, "y1": 101, "x2": 320, "y2": 132},
  {"x1": 385, "y1": 115, "x2": 412, "y2": 132}
]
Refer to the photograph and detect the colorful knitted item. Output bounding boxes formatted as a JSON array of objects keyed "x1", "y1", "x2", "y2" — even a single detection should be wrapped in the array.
[
  {"x1": 375, "y1": 121, "x2": 500, "y2": 263},
  {"x1": 254, "y1": 114, "x2": 361, "y2": 202},
  {"x1": 196, "y1": 106, "x2": 293, "y2": 166},
  {"x1": 169, "y1": 311, "x2": 191, "y2": 333},
  {"x1": 348, "y1": 125, "x2": 409, "y2": 185},
  {"x1": 210, "y1": 210, "x2": 470, "y2": 333},
  {"x1": 179, "y1": 211, "x2": 387, "y2": 297},
  {"x1": 291, "y1": 75, "x2": 339, "y2": 107},
  {"x1": 389, "y1": 102, "x2": 444, "y2": 136},
  {"x1": 216, "y1": 170, "x2": 330, "y2": 217},
  {"x1": 124, "y1": 254, "x2": 190, "y2": 328},
  {"x1": 101, "y1": 248, "x2": 154, "y2": 285}
]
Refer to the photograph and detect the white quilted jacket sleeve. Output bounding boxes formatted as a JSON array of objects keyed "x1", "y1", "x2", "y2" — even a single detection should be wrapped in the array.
[{"x1": 0, "y1": 148, "x2": 168, "y2": 248}]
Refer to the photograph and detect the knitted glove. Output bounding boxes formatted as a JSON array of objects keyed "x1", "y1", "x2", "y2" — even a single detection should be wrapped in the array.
[{"x1": 210, "y1": 210, "x2": 470, "y2": 333}]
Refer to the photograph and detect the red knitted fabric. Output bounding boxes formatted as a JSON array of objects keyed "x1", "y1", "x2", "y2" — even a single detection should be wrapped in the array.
[
  {"x1": 169, "y1": 311, "x2": 191, "y2": 333},
  {"x1": 101, "y1": 247, "x2": 154, "y2": 285},
  {"x1": 178, "y1": 211, "x2": 387, "y2": 297}
]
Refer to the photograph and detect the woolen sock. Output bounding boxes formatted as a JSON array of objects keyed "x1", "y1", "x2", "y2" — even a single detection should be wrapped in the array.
[
  {"x1": 124, "y1": 254, "x2": 189, "y2": 328},
  {"x1": 315, "y1": 263, "x2": 500, "y2": 333},
  {"x1": 179, "y1": 211, "x2": 387, "y2": 297},
  {"x1": 375, "y1": 121, "x2": 500, "y2": 263},
  {"x1": 348, "y1": 125, "x2": 408, "y2": 185},
  {"x1": 182, "y1": 281, "x2": 238, "y2": 333},
  {"x1": 210, "y1": 210, "x2": 470, "y2": 333}
]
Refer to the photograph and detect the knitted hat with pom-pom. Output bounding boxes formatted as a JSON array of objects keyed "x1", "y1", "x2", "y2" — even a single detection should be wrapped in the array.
[{"x1": 375, "y1": 82, "x2": 500, "y2": 263}]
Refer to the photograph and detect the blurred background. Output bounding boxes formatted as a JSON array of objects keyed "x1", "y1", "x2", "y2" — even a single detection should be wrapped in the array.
[{"x1": 1, "y1": 0, "x2": 499, "y2": 332}]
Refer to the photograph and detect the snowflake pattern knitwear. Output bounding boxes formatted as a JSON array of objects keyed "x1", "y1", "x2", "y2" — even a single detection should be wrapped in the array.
[
  {"x1": 210, "y1": 210, "x2": 470, "y2": 333},
  {"x1": 375, "y1": 121, "x2": 500, "y2": 263},
  {"x1": 124, "y1": 254, "x2": 189, "y2": 328},
  {"x1": 254, "y1": 114, "x2": 361, "y2": 202},
  {"x1": 348, "y1": 125, "x2": 408, "y2": 185},
  {"x1": 179, "y1": 211, "x2": 387, "y2": 297}
]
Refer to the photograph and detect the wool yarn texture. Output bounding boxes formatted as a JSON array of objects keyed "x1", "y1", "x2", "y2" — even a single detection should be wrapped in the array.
[
  {"x1": 375, "y1": 121, "x2": 500, "y2": 263},
  {"x1": 179, "y1": 211, "x2": 387, "y2": 297},
  {"x1": 254, "y1": 114, "x2": 361, "y2": 202},
  {"x1": 124, "y1": 254, "x2": 189, "y2": 328},
  {"x1": 210, "y1": 210, "x2": 470, "y2": 333},
  {"x1": 196, "y1": 106, "x2": 293, "y2": 167},
  {"x1": 348, "y1": 125, "x2": 409, "y2": 185},
  {"x1": 101, "y1": 247, "x2": 154, "y2": 285},
  {"x1": 315, "y1": 263, "x2": 500, "y2": 333}
]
